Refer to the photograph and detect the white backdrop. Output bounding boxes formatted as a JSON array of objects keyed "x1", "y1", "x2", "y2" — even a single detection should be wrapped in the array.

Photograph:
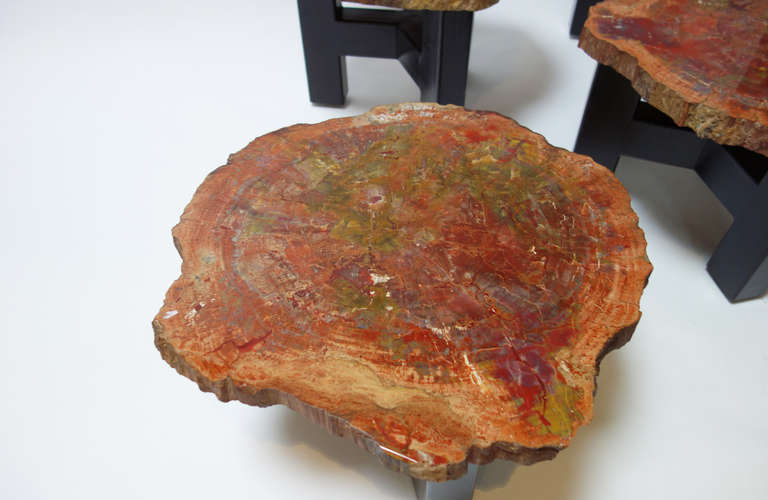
[{"x1": 1, "y1": 1, "x2": 766, "y2": 499}]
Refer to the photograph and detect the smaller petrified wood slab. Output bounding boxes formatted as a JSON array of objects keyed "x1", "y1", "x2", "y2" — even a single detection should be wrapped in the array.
[
  {"x1": 351, "y1": 0, "x2": 498, "y2": 11},
  {"x1": 154, "y1": 103, "x2": 651, "y2": 481},
  {"x1": 580, "y1": 0, "x2": 768, "y2": 156}
]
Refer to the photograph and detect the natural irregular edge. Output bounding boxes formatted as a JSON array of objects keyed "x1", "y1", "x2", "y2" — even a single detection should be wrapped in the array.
[
  {"x1": 579, "y1": 23, "x2": 768, "y2": 157},
  {"x1": 153, "y1": 317, "x2": 640, "y2": 481},
  {"x1": 350, "y1": 0, "x2": 499, "y2": 11},
  {"x1": 153, "y1": 103, "x2": 652, "y2": 481}
]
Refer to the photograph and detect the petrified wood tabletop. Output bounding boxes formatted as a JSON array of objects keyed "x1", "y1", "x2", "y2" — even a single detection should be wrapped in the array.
[
  {"x1": 154, "y1": 103, "x2": 651, "y2": 482},
  {"x1": 352, "y1": 0, "x2": 498, "y2": 10},
  {"x1": 580, "y1": 0, "x2": 768, "y2": 156}
]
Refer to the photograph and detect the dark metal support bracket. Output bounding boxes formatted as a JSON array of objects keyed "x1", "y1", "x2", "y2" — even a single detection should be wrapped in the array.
[
  {"x1": 574, "y1": 64, "x2": 768, "y2": 301},
  {"x1": 297, "y1": 0, "x2": 473, "y2": 106},
  {"x1": 412, "y1": 464, "x2": 479, "y2": 500},
  {"x1": 570, "y1": 0, "x2": 600, "y2": 38}
]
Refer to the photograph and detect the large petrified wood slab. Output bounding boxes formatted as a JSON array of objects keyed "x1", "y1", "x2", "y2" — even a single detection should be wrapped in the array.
[
  {"x1": 153, "y1": 103, "x2": 651, "y2": 481},
  {"x1": 580, "y1": 0, "x2": 768, "y2": 156},
  {"x1": 351, "y1": 0, "x2": 498, "y2": 11}
]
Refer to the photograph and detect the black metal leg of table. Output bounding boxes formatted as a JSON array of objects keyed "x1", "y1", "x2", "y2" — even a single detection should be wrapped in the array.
[
  {"x1": 297, "y1": 0, "x2": 348, "y2": 106},
  {"x1": 694, "y1": 142, "x2": 765, "y2": 218},
  {"x1": 570, "y1": 0, "x2": 600, "y2": 38},
  {"x1": 296, "y1": 1, "x2": 473, "y2": 107},
  {"x1": 707, "y1": 165, "x2": 768, "y2": 301},
  {"x1": 575, "y1": 64, "x2": 768, "y2": 302},
  {"x1": 622, "y1": 102, "x2": 707, "y2": 169},
  {"x1": 412, "y1": 464, "x2": 479, "y2": 500},
  {"x1": 417, "y1": 11, "x2": 473, "y2": 106},
  {"x1": 573, "y1": 64, "x2": 639, "y2": 172}
]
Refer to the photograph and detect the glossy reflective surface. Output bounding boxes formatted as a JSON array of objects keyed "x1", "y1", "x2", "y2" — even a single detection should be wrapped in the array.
[
  {"x1": 351, "y1": 0, "x2": 498, "y2": 11},
  {"x1": 584, "y1": 0, "x2": 768, "y2": 154},
  {"x1": 154, "y1": 104, "x2": 651, "y2": 479}
]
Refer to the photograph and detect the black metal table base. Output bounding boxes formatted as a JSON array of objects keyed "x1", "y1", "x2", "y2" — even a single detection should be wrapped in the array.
[
  {"x1": 574, "y1": 64, "x2": 768, "y2": 302},
  {"x1": 297, "y1": 0, "x2": 473, "y2": 106},
  {"x1": 412, "y1": 464, "x2": 479, "y2": 500},
  {"x1": 570, "y1": 0, "x2": 599, "y2": 38}
]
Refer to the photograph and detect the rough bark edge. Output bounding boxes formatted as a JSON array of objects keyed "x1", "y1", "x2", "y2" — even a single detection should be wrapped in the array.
[
  {"x1": 579, "y1": 25, "x2": 768, "y2": 157},
  {"x1": 351, "y1": 0, "x2": 499, "y2": 11},
  {"x1": 153, "y1": 307, "x2": 643, "y2": 482}
]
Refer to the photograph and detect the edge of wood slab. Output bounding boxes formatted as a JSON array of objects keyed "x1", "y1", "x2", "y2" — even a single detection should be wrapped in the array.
[
  {"x1": 153, "y1": 317, "x2": 640, "y2": 481},
  {"x1": 350, "y1": 0, "x2": 499, "y2": 11},
  {"x1": 579, "y1": 20, "x2": 768, "y2": 157}
]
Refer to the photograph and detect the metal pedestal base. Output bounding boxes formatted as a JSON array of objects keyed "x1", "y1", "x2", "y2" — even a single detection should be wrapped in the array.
[
  {"x1": 412, "y1": 464, "x2": 479, "y2": 500},
  {"x1": 574, "y1": 64, "x2": 768, "y2": 302},
  {"x1": 570, "y1": 0, "x2": 600, "y2": 38},
  {"x1": 297, "y1": 0, "x2": 473, "y2": 106}
]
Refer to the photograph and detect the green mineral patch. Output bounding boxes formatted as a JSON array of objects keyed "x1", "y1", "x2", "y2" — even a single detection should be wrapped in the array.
[
  {"x1": 528, "y1": 381, "x2": 584, "y2": 438},
  {"x1": 300, "y1": 126, "x2": 418, "y2": 251},
  {"x1": 332, "y1": 277, "x2": 371, "y2": 311},
  {"x1": 332, "y1": 279, "x2": 397, "y2": 318},
  {"x1": 241, "y1": 212, "x2": 278, "y2": 237},
  {"x1": 294, "y1": 154, "x2": 341, "y2": 188},
  {"x1": 329, "y1": 211, "x2": 400, "y2": 251}
]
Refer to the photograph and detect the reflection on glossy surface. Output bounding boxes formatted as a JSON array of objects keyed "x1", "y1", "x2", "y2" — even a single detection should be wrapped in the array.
[
  {"x1": 351, "y1": 0, "x2": 499, "y2": 11},
  {"x1": 153, "y1": 103, "x2": 650, "y2": 479}
]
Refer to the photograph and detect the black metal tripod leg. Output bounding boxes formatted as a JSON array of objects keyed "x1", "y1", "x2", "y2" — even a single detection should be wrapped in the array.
[
  {"x1": 573, "y1": 64, "x2": 639, "y2": 172},
  {"x1": 418, "y1": 11, "x2": 473, "y2": 106},
  {"x1": 570, "y1": 0, "x2": 600, "y2": 38},
  {"x1": 707, "y1": 171, "x2": 768, "y2": 301},
  {"x1": 412, "y1": 464, "x2": 479, "y2": 500},
  {"x1": 297, "y1": 0, "x2": 348, "y2": 106}
]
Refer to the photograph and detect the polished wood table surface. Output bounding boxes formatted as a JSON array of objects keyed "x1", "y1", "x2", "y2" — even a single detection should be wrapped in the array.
[
  {"x1": 154, "y1": 103, "x2": 651, "y2": 484},
  {"x1": 352, "y1": 0, "x2": 498, "y2": 10},
  {"x1": 580, "y1": 0, "x2": 768, "y2": 156}
]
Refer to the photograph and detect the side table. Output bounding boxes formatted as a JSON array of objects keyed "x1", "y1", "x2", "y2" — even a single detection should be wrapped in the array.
[
  {"x1": 574, "y1": 0, "x2": 768, "y2": 302},
  {"x1": 154, "y1": 103, "x2": 651, "y2": 498},
  {"x1": 296, "y1": 0, "x2": 499, "y2": 106}
]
